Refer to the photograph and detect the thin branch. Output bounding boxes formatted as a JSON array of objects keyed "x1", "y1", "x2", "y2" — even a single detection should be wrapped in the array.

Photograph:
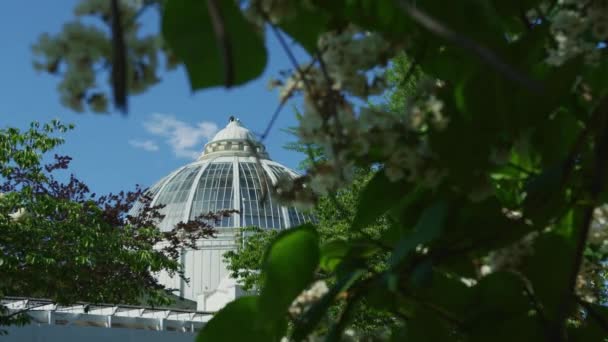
[
  {"x1": 325, "y1": 293, "x2": 360, "y2": 341},
  {"x1": 270, "y1": 23, "x2": 318, "y2": 100},
  {"x1": 111, "y1": 0, "x2": 128, "y2": 113},
  {"x1": 2, "y1": 302, "x2": 51, "y2": 320},
  {"x1": 314, "y1": 49, "x2": 334, "y2": 95},
  {"x1": 510, "y1": 271, "x2": 553, "y2": 341},
  {"x1": 397, "y1": 0, "x2": 543, "y2": 93},
  {"x1": 260, "y1": 58, "x2": 318, "y2": 142},
  {"x1": 407, "y1": 293, "x2": 466, "y2": 330},
  {"x1": 507, "y1": 162, "x2": 537, "y2": 176},
  {"x1": 555, "y1": 96, "x2": 608, "y2": 339},
  {"x1": 577, "y1": 297, "x2": 608, "y2": 333}
]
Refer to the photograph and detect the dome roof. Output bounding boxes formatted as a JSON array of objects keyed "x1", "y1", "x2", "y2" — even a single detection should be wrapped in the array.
[
  {"x1": 131, "y1": 118, "x2": 314, "y2": 232},
  {"x1": 209, "y1": 116, "x2": 257, "y2": 142}
]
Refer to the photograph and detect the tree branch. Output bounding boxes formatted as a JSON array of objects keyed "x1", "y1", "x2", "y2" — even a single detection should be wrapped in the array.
[
  {"x1": 397, "y1": 0, "x2": 543, "y2": 93},
  {"x1": 577, "y1": 297, "x2": 608, "y2": 333},
  {"x1": 555, "y1": 96, "x2": 608, "y2": 340},
  {"x1": 110, "y1": 0, "x2": 128, "y2": 113}
]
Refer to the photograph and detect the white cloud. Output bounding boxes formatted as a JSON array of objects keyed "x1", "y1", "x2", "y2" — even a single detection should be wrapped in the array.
[
  {"x1": 143, "y1": 113, "x2": 219, "y2": 159},
  {"x1": 128, "y1": 139, "x2": 159, "y2": 152}
]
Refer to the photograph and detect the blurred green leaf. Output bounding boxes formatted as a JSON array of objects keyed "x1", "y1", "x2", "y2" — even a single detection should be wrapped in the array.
[
  {"x1": 196, "y1": 296, "x2": 285, "y2": 342},
  {"x1": 390, "y1": 200, "x2": 448, "y2": 268},
  {"x1": 162, "y1": 0, "x2": 267, "y2": 90},
  {"x1": 260, "y1": 224, "x2": 320, "y2": 319},
  {"x1": 521, "y1": 233, "x2": 576, "y2": 324},
  {"x1": 353, "y1": 170, "x2": 408, "y2": 231}
]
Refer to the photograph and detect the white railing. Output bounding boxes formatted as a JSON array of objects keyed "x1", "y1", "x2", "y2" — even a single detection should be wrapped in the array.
[{"x1": 1, "y1": 297, "x2": 214, "y2": 333}]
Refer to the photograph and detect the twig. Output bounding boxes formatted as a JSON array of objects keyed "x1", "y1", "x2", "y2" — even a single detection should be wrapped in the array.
[
  {"x1": 507, "y1": 162, "x2": 537, "y2": 176},
  {"x1": 270, "y1": 24, "x2": 318, "y2": 100}
]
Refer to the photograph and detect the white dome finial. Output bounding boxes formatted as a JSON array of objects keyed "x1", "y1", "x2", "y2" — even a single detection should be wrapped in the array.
[{"x1": 199, "y1": 116, "x2": 268, "y2": 160}]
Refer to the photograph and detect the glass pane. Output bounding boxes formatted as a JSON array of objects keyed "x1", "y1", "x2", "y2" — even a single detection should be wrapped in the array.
[
  {"x1": 189, "y1": 162, "x2": 235, "y2": 228},
  {"x1": 155, "y1": 165, "x2": 202, "y2": 231}
]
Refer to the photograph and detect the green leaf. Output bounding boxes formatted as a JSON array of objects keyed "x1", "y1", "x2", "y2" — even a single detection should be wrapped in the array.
[
  {"x1": 411, "y1": 270, "x2": 472, "y2": 318},
  {"x1": 521, "y1": 233, "x2": 576, "y2": 323},
  {"x1": 390, "y1": 200, "x2": 449, "y2": 268},
  {"x1": 319, "y1": 0, "x2": 415, "y2": 41},
  {"x1": 260, "y1": 224, "x2": 320, "y2": 319},
  {"x1": 468, "y1": 314, "x2": 545, "y2": 342},
  {"x1": 522, "y1": 165, "x2": 567, "y2": 226},
  {"x1": 162, "y1": 0, "x2": 267, "y2": 90},
  {"x1": 404, "y1": 306, "x2": 455, "y2": 341},
  {"x1": 319, "y1": 240, "x2": 348, "y2": 272},
  {"x1": 276, "y1": 2, "x2": 331, "y2": 54},
  {"x1": 466, "y1": 272, "x2": 531, "y2": 324},
  {"x1": 532, "y1": 109, "x2": 581, "y2": 168},
  {"x1": 352, "y1": 169, "x2": 408, "y2": 230},
  {"x1": 196, "y1": 296, "x2": 285, "y2": 342}
]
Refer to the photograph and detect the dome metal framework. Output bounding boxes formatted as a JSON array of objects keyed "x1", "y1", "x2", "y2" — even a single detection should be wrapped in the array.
[
  {"x1": 130, "y1": 118, "x2": 314, "y2": 306},
  {"x1": 132, "y1": 117, "x2": 313, "y2": 232}
]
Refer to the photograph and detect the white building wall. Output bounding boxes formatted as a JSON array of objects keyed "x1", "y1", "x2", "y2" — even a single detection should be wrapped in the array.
[
  {"x1": 3, "y1": 324, "x2": 197, "y2": 342},
  {"x1": 162, "y1": 230, "x2": 238, "y2": 302}
]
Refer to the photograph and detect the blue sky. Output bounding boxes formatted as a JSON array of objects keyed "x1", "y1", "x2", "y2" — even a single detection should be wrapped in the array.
[{"x1": 0, "y1": 1, "x2": 307, "y2": 195}]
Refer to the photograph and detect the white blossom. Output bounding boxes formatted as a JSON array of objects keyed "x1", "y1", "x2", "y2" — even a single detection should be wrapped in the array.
[{"x1": 288, "y1": 280, "x2": 329, "y2": 317}]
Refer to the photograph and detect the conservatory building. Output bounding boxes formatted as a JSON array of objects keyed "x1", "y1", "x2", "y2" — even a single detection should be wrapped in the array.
[
  {"x1": 131, "y1": 116, "x2": 314, "y2": 311},
  {"x1": 3, "y1": 117, "x2": 313, "y2": 341}
]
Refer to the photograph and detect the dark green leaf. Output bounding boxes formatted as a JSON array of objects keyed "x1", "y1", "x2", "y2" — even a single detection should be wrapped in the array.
[
  {"x1": 352, "y1": 170, "x2": 408, "y2": 231},
  {"x1": 390, "y1": 200, "x2": 449, "y2": 268},
  {"x1": 162, "y1": 0, "x2": 267, "y2": 90},
  {"x1": 466, "y1": 272, "x2": 531, "y2": 323},
  {"x1": 319, "y1": 240, "x2": 349, "y2": 273},
  {"x1": 468, "y1": 314, "x2": 546, "y2": 342},
  {"x1": 522, "y1": 165, "x2": 567, "y2": 226},
  {"x1": 521, "y1": 233, "x2": 576, "y2": 323},
  {"x1": 411, "y1": 270, "x2": 472, "y2": 318},
  {"x1": 404, "y1": 306, "x2": 456, "y2": 341},
  {"x1": 276, "y1": 2, "x2": 331, "y2": 54}
]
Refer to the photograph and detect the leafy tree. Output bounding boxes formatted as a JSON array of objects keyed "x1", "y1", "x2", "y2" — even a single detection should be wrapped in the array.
[
  {"x1": 36, "y1": 0, "x2": 608, "y2": 341},
  {"x1": 0, "y1": 121, "x2": 224, "y2": 328},
  {"x1": 225, "y1": 168, "x2": 395, "y2": 336}
]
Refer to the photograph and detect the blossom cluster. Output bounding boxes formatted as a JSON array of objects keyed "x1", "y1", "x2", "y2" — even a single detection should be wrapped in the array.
[
  {"x1": 288, "y1": 280, "x2": 329, "y2": 317},
  {"x1": 32, "y1": 0, "x2": 161, "y2": 113},
  {"x1": 273, "y1": 68, "x2": 450, "y2": 207},
  {"x1": 546, "y1": 0, "x2": 608, "y2": 66}
]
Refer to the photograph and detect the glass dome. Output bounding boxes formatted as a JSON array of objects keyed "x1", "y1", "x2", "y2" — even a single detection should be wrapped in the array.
[{"x1": 131, "y1": 117, "x2": 314, "y2": 231}]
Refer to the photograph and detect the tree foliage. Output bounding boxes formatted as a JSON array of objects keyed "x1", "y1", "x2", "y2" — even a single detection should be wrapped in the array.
[
  {"x1": 225, "y1": 169, "x2": 395, "y2": 336},
  {"x1": 0, "y1": 121, "x2": 224, "y2": 328},
  {"x1": 36, "y1": 0, "x2": 608, "y2": 341}
]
